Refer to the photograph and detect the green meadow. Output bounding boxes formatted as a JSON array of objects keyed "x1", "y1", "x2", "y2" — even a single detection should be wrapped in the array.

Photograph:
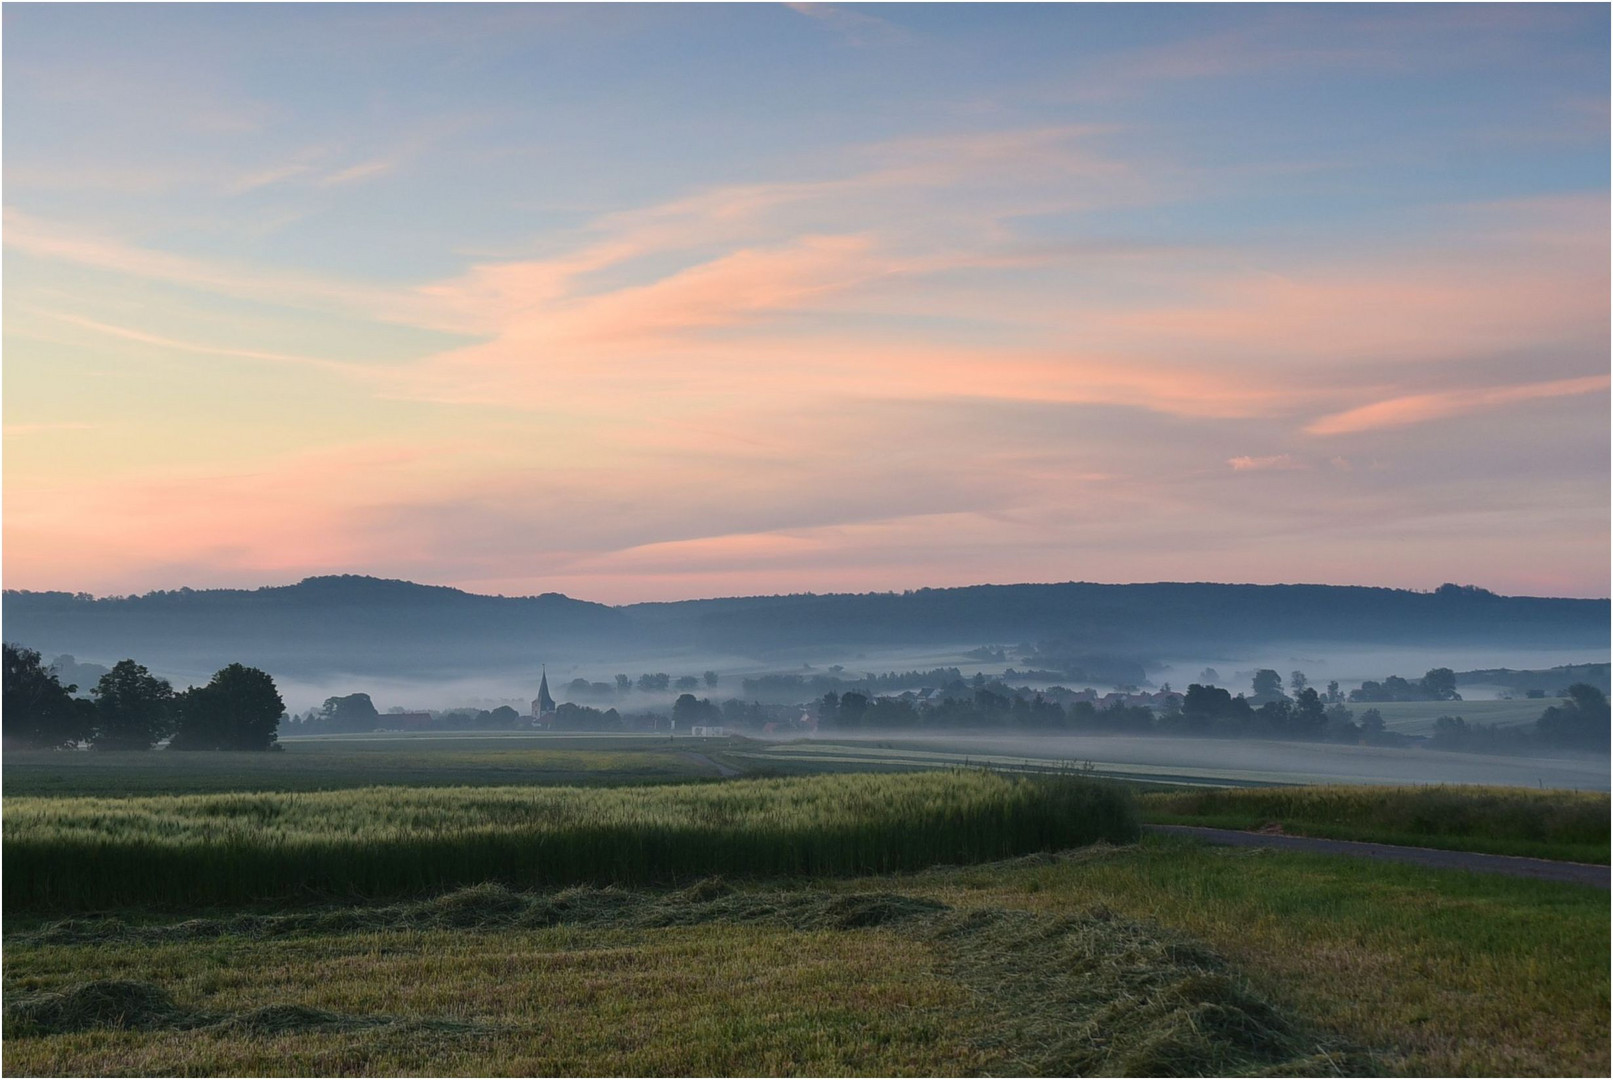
[{"x1": 3, "y1": 737, "x2": 1607, "y2": 1077}]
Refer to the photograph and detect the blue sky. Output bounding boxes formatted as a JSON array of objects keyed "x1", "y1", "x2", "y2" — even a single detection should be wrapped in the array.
[{"x1": 4, "y1": 3, "x2": 1608, "y2": 600}]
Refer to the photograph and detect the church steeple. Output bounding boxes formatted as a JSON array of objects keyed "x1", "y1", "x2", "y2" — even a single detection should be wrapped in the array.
[{"x1": 536, "y1": 667, "x2": 556, "y2": 714}]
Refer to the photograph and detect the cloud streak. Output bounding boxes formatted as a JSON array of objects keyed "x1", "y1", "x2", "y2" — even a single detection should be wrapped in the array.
[{"x1": 1306, "y1": 375, "x2": 1610, "y2": 435}]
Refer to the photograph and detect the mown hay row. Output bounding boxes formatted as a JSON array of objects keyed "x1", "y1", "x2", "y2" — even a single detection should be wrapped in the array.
[{"x1": 6, "y1": 881, "x2": 1363, "y2": 1076}]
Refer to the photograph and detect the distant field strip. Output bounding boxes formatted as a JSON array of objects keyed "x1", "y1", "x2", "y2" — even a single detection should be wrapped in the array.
[
  {"x1": 3, "y1": 772, "x2": 1138, "y2": 912},
  {"x1": 737, "y1": 738, "x2": 1612, "y2": 791},
  {"x1": 1364, "y1": 699, "x2": 1552, "y2": 734},
  {"x1": 2, "y1": 745, "x2": 713, "y2": 797},
  {"x1": 738, "y1": 744, "x2": 1292, "y2": 786}
]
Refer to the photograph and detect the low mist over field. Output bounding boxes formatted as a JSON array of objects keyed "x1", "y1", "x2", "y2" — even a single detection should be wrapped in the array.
[{"x1": 5, "y1": 576, "x2": 1606, "y2": 712}]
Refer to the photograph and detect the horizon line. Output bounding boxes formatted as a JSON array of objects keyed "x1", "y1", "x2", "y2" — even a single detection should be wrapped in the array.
[{"x1": 4, "y1": 573, "x2": 1608, "y2": 607}]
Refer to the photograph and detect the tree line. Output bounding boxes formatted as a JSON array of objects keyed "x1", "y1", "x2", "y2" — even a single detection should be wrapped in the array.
[
  {"x1": 3, "y1": 643, "x2": 284, "y2": 751},
  {"x1": 813, "y1": 677, "x2": 1609, "y2": 754}
]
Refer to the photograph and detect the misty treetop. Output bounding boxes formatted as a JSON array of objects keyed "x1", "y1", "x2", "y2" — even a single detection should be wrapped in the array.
[
  {"x1": 2, "y1": 643, "x2": 285, "y2": 752},
  {"x1": 2, "y1": 644, "x2": 96, "y2": 749}
]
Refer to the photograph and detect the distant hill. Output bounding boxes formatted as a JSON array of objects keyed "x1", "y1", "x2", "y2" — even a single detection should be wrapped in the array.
[
  {"x1": 3, "y1": 576, "x2": 1606, "y2": 681},
  {"x1": 2, "y1": 576, "x2": 627, "y2": 681}
]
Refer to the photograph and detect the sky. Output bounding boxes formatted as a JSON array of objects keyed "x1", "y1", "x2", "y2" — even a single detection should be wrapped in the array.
[{"x1": 3, "y1": 3, "x2": 1608, "y2": 603}]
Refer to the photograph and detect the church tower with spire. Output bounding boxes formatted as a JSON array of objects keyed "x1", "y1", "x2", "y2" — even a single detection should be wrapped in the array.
[{"x1": 533, "y1": 667, "x2": 557, "y2": 723}]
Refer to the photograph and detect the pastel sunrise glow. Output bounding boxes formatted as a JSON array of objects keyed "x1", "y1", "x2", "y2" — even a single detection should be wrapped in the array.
[{"x1": 4, "y1": 3, "x2": 1608, "y2": 601}]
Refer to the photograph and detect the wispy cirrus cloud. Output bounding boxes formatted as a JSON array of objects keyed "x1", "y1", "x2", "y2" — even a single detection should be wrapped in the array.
[
  {"x1": 316, "y1": 158, "x2": 398, "y2": 187},
  {"x1": 1228, "y1": 454, "x2": 1305, "y2": 471},
  {"x1": 1, "y1": 209, "x2": 476, "y2": 333},
  {"x1": 1306, "y1": 374, "x2": 1611, "y2": 436},
  {"x1": 785, "y1": 3, "x2": 909, "y2": 47},
  {"x1": 29, "y1": 309, "x2": 369, "y2": 376}
]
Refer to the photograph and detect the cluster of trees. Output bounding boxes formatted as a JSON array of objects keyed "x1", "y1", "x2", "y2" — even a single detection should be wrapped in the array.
[
  {"x1": 744, "y1": 667, "x2": 966, "y2": 702},
  {"x1": 819, "y1": 687, "x2": 1101, "y2": 733},
  {"x1": 550, "y1": 702, "x2": 625, "y2": 731},
  {"x1": 670, "y1": 694, "x2": 813, "y2": 733},
  {"x1": 1349, "y1": 668, "x2": 1460, "y2": 703},
  {"x1": 1161, "y1": 684, "x2": 1376, "y2": 743},
  {"x1": 561, "y1": 671, "x2": 722, "y2": 700},
  {"x1": 286, "y1": 695, "x2": 530, "y2": 733},
  {"x1": 808, "y1": 677, "x2": 1605, "y2": 755},
  {"x1": 3, "y1": 643, "x2": 284, "y2": 751},
  {"x1": 1428, "y1": 684, "x2": 1610, "y2": 754}
]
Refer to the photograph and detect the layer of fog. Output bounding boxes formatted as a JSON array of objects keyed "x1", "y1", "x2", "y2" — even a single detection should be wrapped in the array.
[
  {"x1": 780, "y1": 733, "x2": 1612, "y2": 792},
  {"x1": 265, "y1": 640, "x2": 1610, "y2": 715}
]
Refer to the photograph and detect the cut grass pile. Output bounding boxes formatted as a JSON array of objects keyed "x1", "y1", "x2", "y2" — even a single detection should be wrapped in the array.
[
  {"x1": 3, "y1": 880, "x2": 1357, "y2": 1077},
  {"x1": 895, "y1": 836, "x2": 1609, "y2": 1077},
  {"x1": 5, "y1": 839, "x2": 1603, "y2": 1076},
  {"x1": 4, "y1": 771, "x2": 1137, "y2": 912},
  {"x1": 1138, "y1": 783, "x2": 1610, "y2": 863}
]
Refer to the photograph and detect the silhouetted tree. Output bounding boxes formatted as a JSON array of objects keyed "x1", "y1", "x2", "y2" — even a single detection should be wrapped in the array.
[
  {"x1": 703, "y1": 670, "x2": 719, "y2": 688},
  {"x1": 1359, "y1": 707, "x2": 1385, "y2": 739},
  {"x1": 1251, "y1": 669, "x2": 1285, "y2": 700},
  {"x1": 1292, "y1": 687, "x2": 1327, "y2": 732},
  {"x1": 1537, "y1": 684, "x2": 1611, "y2": 748},
  {"x1": 3, "y1": 643, "x2": 94, "y2": 748},
  {"x1": 615, "y1": 674, "x2": 632, "y2": 692},
  {"x1": 170, "y1": 663, "x2": 284, "y2": 750},
  {"x1": 672, "y1": 693, "x2": 720, "y2": 729},
  {"x1": 91, "y1": 660, "x2": 176, "y2": 750},
  {"x1": 317, "y1": 692, "x2": 380, "y2": 733},
  {"x1": 1420, "y1": 667, "x2": 1460, "y2": 701}
]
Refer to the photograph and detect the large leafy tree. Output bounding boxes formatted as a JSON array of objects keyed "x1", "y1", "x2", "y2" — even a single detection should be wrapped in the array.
[
  {"x1": 317, "y1": 692, "x2": 380, "y2": 733},
  {"x1": 171, "y1": 664, "x2": 285, "y2": 751},
  {"x1": 3, "y1": 643, "x2": 94, "y2": 748},
  {"x1": 91, "y1": 660, "x2": 176, "y2": 750}
]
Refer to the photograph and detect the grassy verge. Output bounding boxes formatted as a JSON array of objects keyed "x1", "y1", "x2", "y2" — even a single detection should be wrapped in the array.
[
  {"x1": 4, "y1": 772, "x2": 1138, "y2": 912},
  {"x1": 1137, "y1": 784, "x2": 1610, "y2": 863}
]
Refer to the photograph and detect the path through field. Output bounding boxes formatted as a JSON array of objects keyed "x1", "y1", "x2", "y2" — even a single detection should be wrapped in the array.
[
  {"x1": 1147, "y1": 824, "x2": 1611, "y2": 887},
  {"x1": 678, "y1": 749, "x2": 743, "y2": 778}
]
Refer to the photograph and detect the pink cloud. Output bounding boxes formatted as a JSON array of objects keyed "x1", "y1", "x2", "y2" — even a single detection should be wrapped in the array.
[
  {"x1": 1306, "y1": 374, "x2": 1610, "y2": 435},
  {"x1": 1228, "y1": 454, "x2": 1305, "y2": 471}
]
